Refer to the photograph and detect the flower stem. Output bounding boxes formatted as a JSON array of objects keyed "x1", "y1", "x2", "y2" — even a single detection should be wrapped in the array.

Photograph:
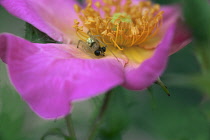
[
  {"x1": 87, "y1": 90, "x2": 113, "y2": 140},
  {"x1": 65, "y1": 114, "x2": 77, "y2": 140}
]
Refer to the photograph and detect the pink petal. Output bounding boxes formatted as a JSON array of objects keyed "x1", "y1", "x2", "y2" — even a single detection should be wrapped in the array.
[
  {"x1": 169, "y1": 18, "x2": 192, "y2": 55},
  {"x1": 161, "y1": 5, "x2": 192, "y2": 54},
  {"x1": 0, "y1": 33, "x2": 124, "y2": 119},
  {"x1": 0, "y1": 0, "x2": 80, "y2": 43},
  {"x1": 123, "y1": 24, "x2": 176, "y2": 90},
  {"x1": 161, "y1": 5, "x2": 181, "y2": 26},
  {"x1": 91, "y1": 0, "x2": 145, "y2": 4}
]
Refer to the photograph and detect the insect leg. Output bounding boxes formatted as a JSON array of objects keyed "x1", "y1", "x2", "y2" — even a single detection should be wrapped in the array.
[
  {"x1": 90, "y1": 42, "x2": 97, "y2": 48},
  {"x1": 95, "y1": 38, "x2": 107, "y2": 47},
  {"x1": 77, "y1": 40, "x2": 84, "y2": 48}
]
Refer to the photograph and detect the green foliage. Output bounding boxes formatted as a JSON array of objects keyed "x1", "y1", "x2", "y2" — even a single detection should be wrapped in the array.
[
  {"x1": 152, "y1": 0, "x2": 181, "y2": 4},
  {"x1": 97, "y1": 87, "x2": 131, "y2": 140},
  {"x1": 129, "y1": 87, "x2": 209, "y2": 140},
  {"x1": 0, "y1": 87, "x2": 28, "y2": 140},
  {"x1": 183, "y1": 0, "x2": 210, "y2": 73},
  {"x1": 25, "y1": 23, "x2": 58, "y2": 43},
  {"x1": 41, "y1": 128, "x2": 74, "y2": 140},
  {"x1": 183, "y1": 0, "x2": 210, "y2": 42},
  {"x1": 192, "y1": 74, "x2": 210, "y2": 94}
]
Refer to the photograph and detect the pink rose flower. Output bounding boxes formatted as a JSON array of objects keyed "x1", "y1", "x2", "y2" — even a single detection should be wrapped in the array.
[{"x1": 0, "y1": 0, "x2": 191, "y2": 119}]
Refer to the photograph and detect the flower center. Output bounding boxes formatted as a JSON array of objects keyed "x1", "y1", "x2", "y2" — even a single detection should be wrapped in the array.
[
  {"x1": 73, "y1": 0, "x2": 163, "y2": 51},
  {"x1": 111, "y1": 13, "x2": 132, "y2": 23}
]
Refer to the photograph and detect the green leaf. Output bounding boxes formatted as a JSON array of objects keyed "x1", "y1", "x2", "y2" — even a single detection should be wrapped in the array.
[
  {"x1": 25, "y1": 23, "x2": 58, "y2": 43},
  {"x1": 41, "y1": 128, "x2": 74, "y2": 140}
]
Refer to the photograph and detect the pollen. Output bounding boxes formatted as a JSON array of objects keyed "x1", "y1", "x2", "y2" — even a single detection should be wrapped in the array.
[{"x1": 73, "y1": 0, "x2": 163, "y2": 51}]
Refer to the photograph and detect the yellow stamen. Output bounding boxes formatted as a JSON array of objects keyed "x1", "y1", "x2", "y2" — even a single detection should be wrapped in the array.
[
  {"x1": 74, "y1": 4, "x2": 81, "y2": 13},
  {"x1": 73, "y1": 0, "x2": 163, "y2": 51}
]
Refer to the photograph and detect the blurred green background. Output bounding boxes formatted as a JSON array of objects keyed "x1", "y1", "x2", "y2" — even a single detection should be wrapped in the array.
[{"x1": 0, "y1": 0, "x2": 210, "y2": 140}]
